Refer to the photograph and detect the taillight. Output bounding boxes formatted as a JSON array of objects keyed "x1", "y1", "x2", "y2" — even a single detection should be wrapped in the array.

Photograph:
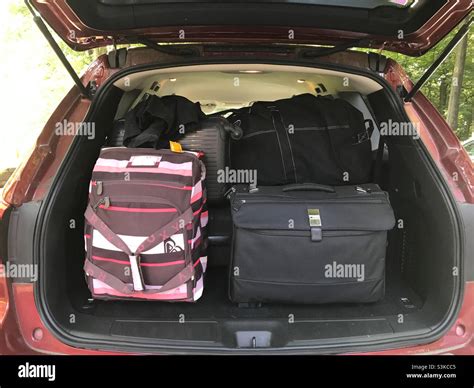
[
  {"x1": 1, "y1": 143, "x2": 53, "y2": 206},
  {"x1": 2, "y1": 147, "x2": 37, "y2": 206},
  {"x1": 0, "y1": 270, "x2": 8, "y2": 328},
  {"x1": 0, "y1": 201, "x2": 10, "y2": 328}
]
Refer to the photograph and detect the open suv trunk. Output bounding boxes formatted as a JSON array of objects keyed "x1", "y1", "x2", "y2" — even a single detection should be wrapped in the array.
[{"x1": 29, "y1": 60, "x2": 463, "y2": 353}]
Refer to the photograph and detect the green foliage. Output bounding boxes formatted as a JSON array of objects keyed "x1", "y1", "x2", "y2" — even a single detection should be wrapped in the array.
[
  {"x1": 7, "y1": 2, "x2": 97, "y2": 76},
  {"x1": 385, "y1": 30, "x2": 473, "y2": 140},
  {"x1": 0, "y1": 1, "x2": 104, "y2": 168}
]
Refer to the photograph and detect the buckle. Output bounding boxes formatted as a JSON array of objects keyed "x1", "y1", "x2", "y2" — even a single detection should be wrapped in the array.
[
  {"x1": 357, "y1": 130, "x2": 370, "y2": 144},
  {"x1": 129, "y1": 254, "x2": 144, "y2": 292}
]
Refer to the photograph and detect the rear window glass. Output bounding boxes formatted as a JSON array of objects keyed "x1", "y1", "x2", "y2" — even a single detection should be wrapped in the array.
[{"x1": 100, "y1": 0, "x2": 416, "y2": 9}]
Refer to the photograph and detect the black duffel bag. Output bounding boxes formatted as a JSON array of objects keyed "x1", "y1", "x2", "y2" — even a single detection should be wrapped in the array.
[{"x1": 229, "y1": 94, "x2": 373, "y2": 186}]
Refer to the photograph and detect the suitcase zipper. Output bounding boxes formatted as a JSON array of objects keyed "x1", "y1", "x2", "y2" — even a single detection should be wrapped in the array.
[
  {"x1": 98, "y1": 147, "x2": 201, "y2": 163},
  {"x1": 251, "y1": 229, "x2": 378, "y2": 237},
  {"x1": 93, "y1": 194, "x2": 181, "y2": 212},
  {"x1": 233, "y1": 197, "x2": 385, "y2": 211},
  {"x1": 231, "y1": 186, "x2": 386, "y2": 210},
  {"x1": 92, "y1": 180, "x2": 195, "y2": 204},
  {"x1": 93, "y1": 179, "x2": 192, "y2": 190}
]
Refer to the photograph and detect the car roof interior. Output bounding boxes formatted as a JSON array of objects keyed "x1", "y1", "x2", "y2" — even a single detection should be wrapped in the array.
[{"x1": 113, "y1": 64, "x2": 383, "y2": 114}]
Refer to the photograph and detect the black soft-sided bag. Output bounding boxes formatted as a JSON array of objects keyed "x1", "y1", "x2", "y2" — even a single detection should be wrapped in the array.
[
  {"x1": 123, "y1": 95, "x2": 206, "y2": 148},
  {"x1": 229, "y1": 94, "x2": 372, "y2": 186},
  {"x1": 229, "y1": 183, "x2": 395, "y2": 304},
  {"x1": 106, "y1": 96, "x2": 242, "y2": 203}
]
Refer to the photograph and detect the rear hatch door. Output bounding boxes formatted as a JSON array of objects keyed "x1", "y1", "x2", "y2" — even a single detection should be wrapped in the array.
[{"x1": 29, "y1": 0, "x2": 472, "y2": 55}]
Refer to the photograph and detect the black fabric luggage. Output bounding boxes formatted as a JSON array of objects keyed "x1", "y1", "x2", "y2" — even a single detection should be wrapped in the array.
[
  {"x1": 106, "y1": 115, "x2": 242, "y2": 203},
  {"x1": 123, "y1": 95, "x2": 206, "y2": 149},
  {"x1": 228, "y1": 183, "x2": 395, "y2": 304},
  {"x1": 228, "y1": 94, "x2": 373, "y2": 186}
]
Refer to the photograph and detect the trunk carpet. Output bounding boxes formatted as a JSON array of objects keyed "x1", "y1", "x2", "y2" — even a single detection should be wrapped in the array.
[{"x1": 87, "y1": 266, "x2": 422, "y2": 321}]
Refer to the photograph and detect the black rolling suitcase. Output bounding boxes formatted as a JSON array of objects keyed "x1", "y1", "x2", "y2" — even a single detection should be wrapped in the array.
[
  {"x1": 180, "y1": 117, "x2": 242, "y2": 203},
  {"x1": 106, "y1": 118, "x2": 126, "y2": 147},
  {"x1": 228, "y1": 183, "x2": 395, "y2": 304}
]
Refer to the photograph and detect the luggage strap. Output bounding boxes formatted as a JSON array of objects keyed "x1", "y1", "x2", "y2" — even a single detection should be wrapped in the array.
[
  {"x1": 373, "y1": 136, "x2": 386, "y2": 182},
  {"x1": 84, "y1": 260, "x2": 195, "y2": 295},
  {"x1": 84, "y1": 205, "x2": 195, "y2": 293},
  {"x1": 269, "y1": 108, "x2": 297, "y2": 183},
  {"x1": 267, "y1": 103, "x2": 350, "y2": 183}
]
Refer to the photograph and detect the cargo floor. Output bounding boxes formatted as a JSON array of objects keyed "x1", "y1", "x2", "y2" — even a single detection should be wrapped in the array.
[{"x1": 79, "y1": 266, "x2": 425, "y2": 344}]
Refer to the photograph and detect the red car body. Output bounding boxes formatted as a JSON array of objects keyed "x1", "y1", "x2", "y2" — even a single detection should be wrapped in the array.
[{"x1": 0, "y1": 0, "x2": 472, "y2": 355}]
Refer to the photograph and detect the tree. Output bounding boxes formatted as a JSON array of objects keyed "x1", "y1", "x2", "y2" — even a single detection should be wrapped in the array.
[
  {"x1": 439, "y1": 74, "x2": 448, "y2": 112},
  {"x1": 447, "y1": 33, "x2": 469, "y2": 131}
]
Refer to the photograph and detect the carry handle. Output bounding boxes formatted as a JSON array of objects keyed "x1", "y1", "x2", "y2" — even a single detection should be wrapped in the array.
[
  {"x1": 223, "y1": 121, "x2": 243, "y2": 140},
  {"x1": 206, "y1": 117, "x2": 243, "y2": 140},
  {"x1": 282, "y1": 183, "x2": 335, "y2": 193}
]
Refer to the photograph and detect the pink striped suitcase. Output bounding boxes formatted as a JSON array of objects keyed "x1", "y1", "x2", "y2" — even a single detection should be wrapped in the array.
[{"x1": 83, "y1": 147, "x2": 208, "y2": 301}]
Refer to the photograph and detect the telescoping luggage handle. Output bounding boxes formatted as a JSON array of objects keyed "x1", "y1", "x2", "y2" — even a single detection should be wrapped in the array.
[{"x1": 84, "y1": 205, "x2": 195, "y2": 295}]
